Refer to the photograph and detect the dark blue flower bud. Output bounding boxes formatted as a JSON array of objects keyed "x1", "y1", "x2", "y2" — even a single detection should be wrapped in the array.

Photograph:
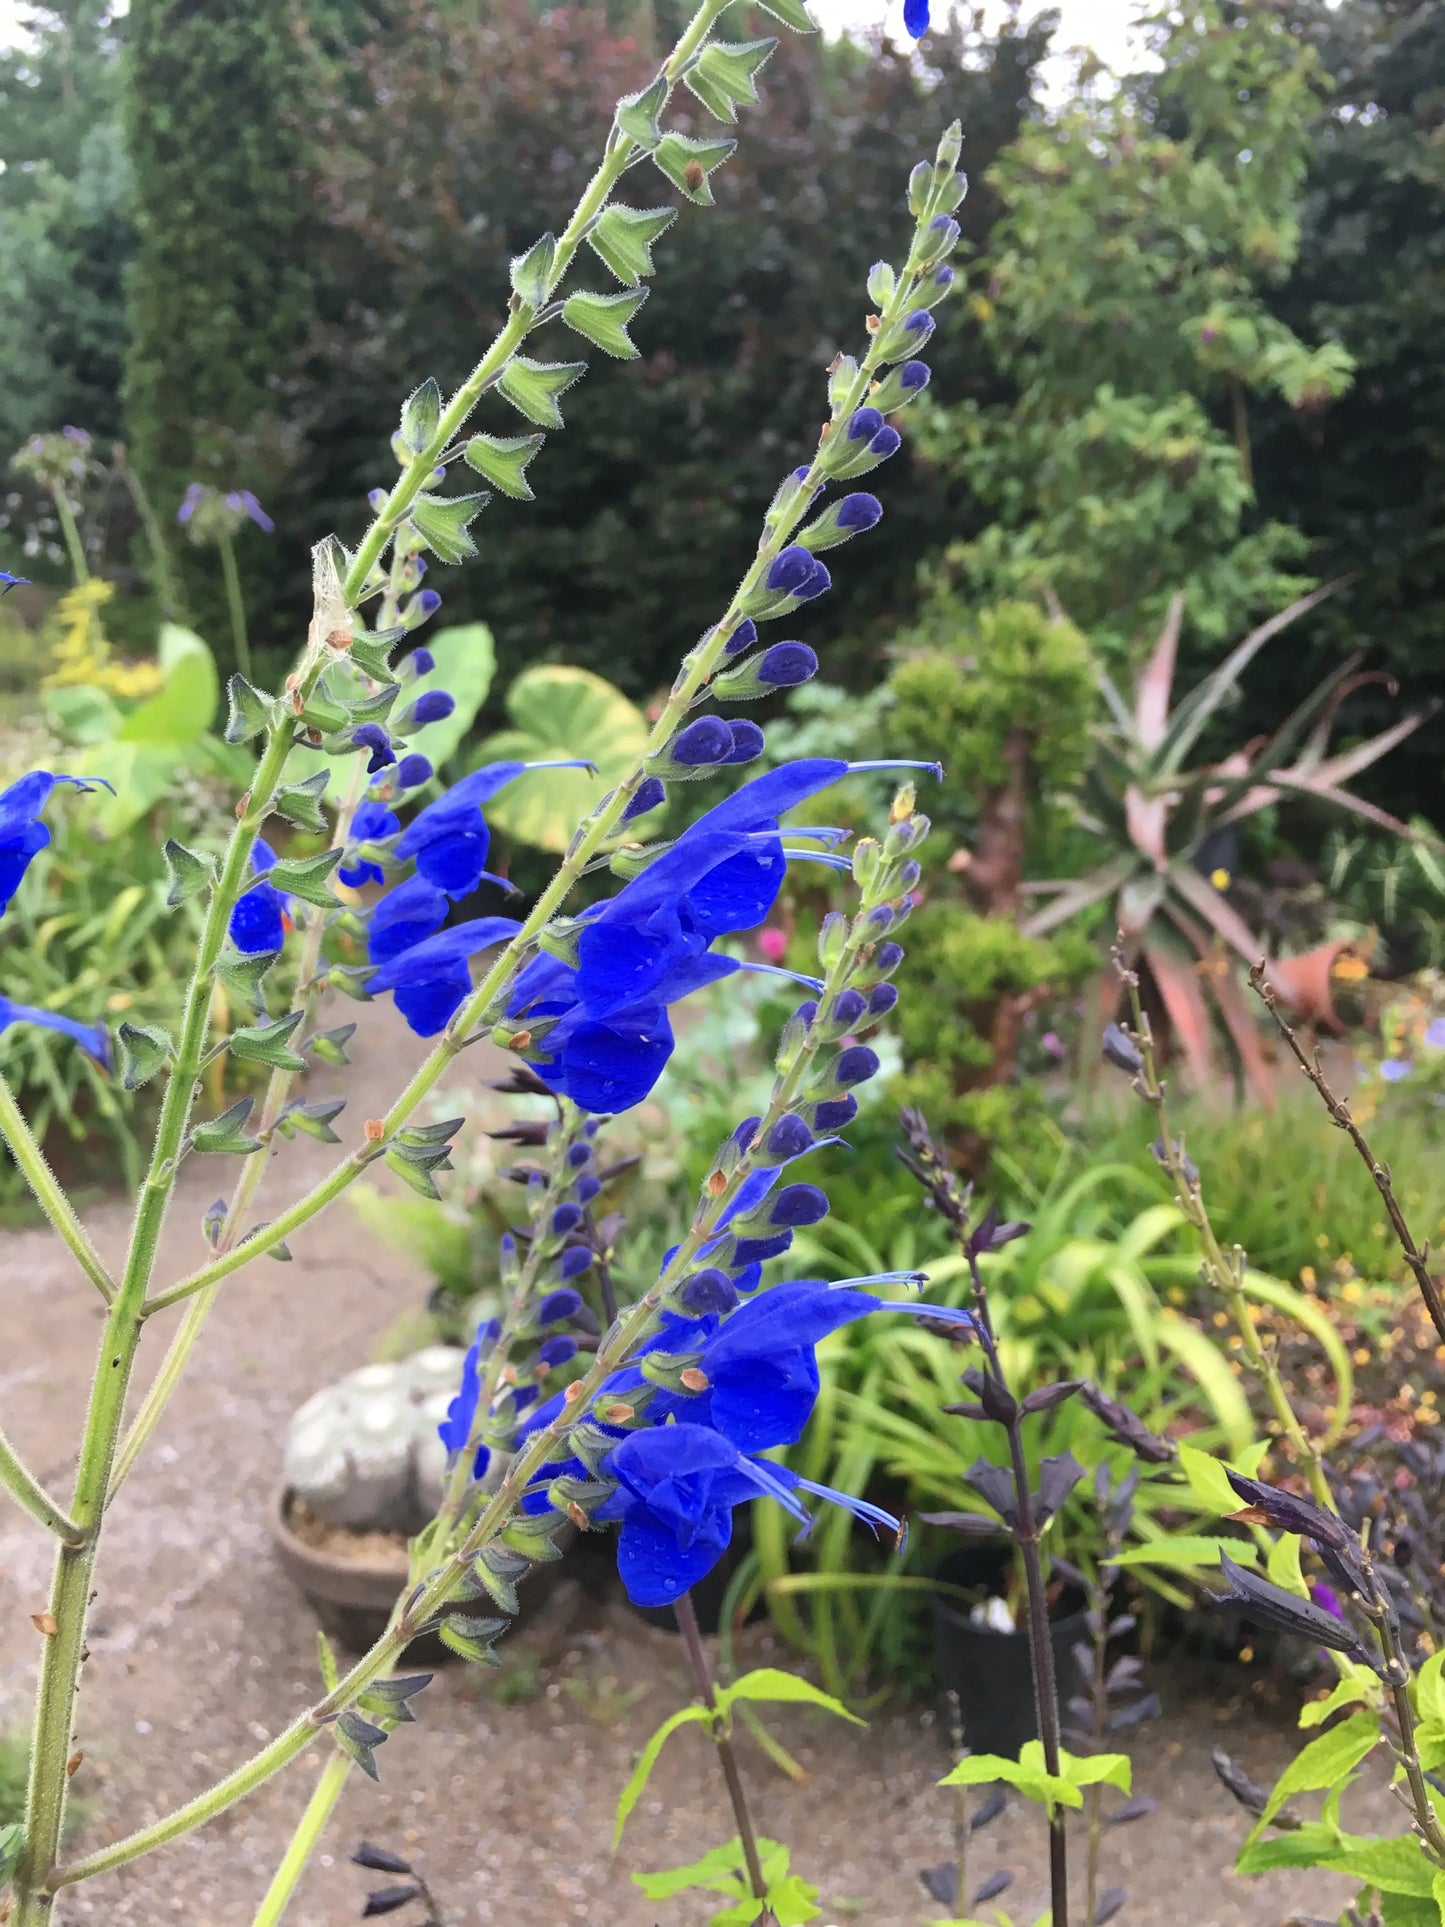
[
  {"x1": 733, "y1": 1231, "x2": 794, "y2": 1267},
  {"x1": 475, "y1": 1316, "x2": 502, "y2": 1356},
  {"x1": 903, "y1": 311, "x2": 935, "y2": 345},
  {"x1": 537, "y1": 1287, "x2": 583, "y2": 1325},
  {"x1": 724, "y1": 720, "x2": 765, "y2": 765},
  {"x1": 830, "y1": 988, "x2": 867, "y2": 1028},
  {"x1": 868, "y1": 983, "x2": 899, "y2": 1016},
  {"x1": 934, "y1": 264, "x2": 955, "y2": 290},
  {"x1": 867, "y1": 904, "x2": 895, "y2": 929},
  {"x1": 876, "y1": 941, "x2": 905, "y2": 974},
  {"x1": 351, "y1": 724, "x2": 396, "y2": 772},
  {"x1": 837, "y1": 493, "x2": 883, "y2": 531},
  {"x1": 733, "y1": 1116, "x2": 761, "y2": 1154},
  {"x1": 812, "y1": 1095, "x2": 858, "y2": 1132},
  {"x1": 795, "y1": 558, "x2": 830, "y2": 600},
  {"x1": 680, "y1": 1268, "x2": 739, "y2": 1316},
  {"x1": 869, "y1": 426, "x2": 902, "y2": 460},
  {"x1": 898, "y1": 859, "x2": 922, "y2": 891},
  {"x1": 575, "y1": 1174, "x2": 600, "y2": 1203},
  {"x1": 560, "y1": 1245, "x2": 594, "y2": 1279},
  {"x1": 835, "y1": 1045, "x2": 880, "y2": 1087},
  {"x1": 551, "y1": 1202, "x2": 583, "y2": 1235},
  {"x1": 623, "y1": 777, "x2": 667, "y2": 821},
  {"x1": 724, "y1": 618, "x2": 757, "y2": 658},
  {"x1": 396, "y1": 753, "x2": 433, "y2": 789},
  {"x1": 408, "y1": 689, "x2": 455, "y2": 725},
  {"x1": 400, "y1": 588, "x2": 442, "y2": 632},
  {"x1": 538, "y1": 1334, "x2": 578, "y2": 1369},
  {"x1": 796, "y1": 998, "x2": 819, "y2": 1026},
  {"x1": 900, "y1": 361, "x2": 930, "y2": 392},
  {"x1": 767, "y1": 546, "x2": 819, "y2": 595},
  {"x1": 671, "y1": 716, "x2": 733, "y2": 766},
  {"x1": 567, "y1": 1143, "x2": 592, "y2": 1168},
  {"x1": 759, "y1": 643, "x2": 817, "y2": 687},
  {"x1": 770, "y1": 1183, "x2": 830, "y2": 1227},
  {"x1": 409, "y1": 648, "x2": 436, "y2": 677},
  {"x1": 766, "y1": 1113, "x2": 813, "y2": 1160},
  {"x1": 929, "y1": 212, "x2": 953, "y2": 233},
  {"x1": 732, "y1": 1260, "x2": 764, "y2": 1294},
  {"x1": 368, "y1": 487, "x2": 387, "y2": 512},
  {"x1": 848, "y1": 406, "x2": 884, "y2": 443}
]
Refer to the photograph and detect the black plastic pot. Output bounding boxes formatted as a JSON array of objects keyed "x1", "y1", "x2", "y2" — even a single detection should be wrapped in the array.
[{"x1": 930, "y1": 1543, "x2": 1088, "y2": 1759}]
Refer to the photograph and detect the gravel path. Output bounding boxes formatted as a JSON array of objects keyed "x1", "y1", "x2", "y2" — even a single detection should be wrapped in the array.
[{"x1": 0, "y1": 1004, "x2": 1397, "y2": 1924}]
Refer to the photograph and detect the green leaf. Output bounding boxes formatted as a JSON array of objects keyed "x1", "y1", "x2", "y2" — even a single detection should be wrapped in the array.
[
  {"x1": 272, "y1": 770, "x2": 332, "y2": 834},
  {"x1": 224, "y1": 673, "x2": 275, "y2": 744},
  {"x1": 614, "y1": 1706, "x2": 713, "y2": 1846},
  {"x1": 496, "y1": 356, "x2": 587, "y2": 430},
  {"x1": 1057, "y1": 1750, "x2": 1132, "y2": 1793},
  {"x1": 1299, "y1": 1667, "x2": 1378, "y2": 1730},
  {"x1": 267, "y1": 847, "x2": 343, "y2": 908},
  {"x1": 562, "y1": 288, "x2": 649, "y2": 360},
  {"x1": 398, "y1": 376, "x2": 442, "y2": 457},
  {"x1": 304, "y1": 1023, "x2": 356, "y2": 1068},
  {"x1": 384, "y1": 1146, "x2": 445, "y2": 1199},
  {"x1": 615, "y1": 72, "x2": 667, "y2": 149},
  {"x1": 189, "y1": 1097, "x2": 263, "y2": 1157},
  {"x1": 652, "y1": 131, "x2": 736, "y2": 206},
  {"x1": 1419, "y1": 1652, "x2": 1445, "y2": 1728},
  {"x1": 162, "y1": 837, "x2": 216, "y2": 908},
  {"x1": 0, "y1": 1820, "x2": 25, "y2": 1886},
  {"x1": 683, "y1": 38, "x2": 776, "y2": 122},
  {"x1": 586, "y1": 204, "x2": 676, "y2": 286},
  {"x1": 116, "y1": 626, "x2": 219, "y2": 744},
  {"x1": 115, "y1": 1022, "x2": 172, "y2": 1090},
  {"x1": 348, "y1": 629, "x2": 401, "y2": 684},
  {"x1": 748, "y1": 0, "x2": 816, "y2": 30},
  {"x1": 410, "y1": 491, "x2": 489, "y2": 567},
  {"x1": 228, "y1": 1011, "x2": 307, "y2": 1072},
  {"x1": 399, "y1": 623, "x2": 495, "y2": 771},
  {"x1": 1109, "y1": 1535, "x2": 1259, "y2": 1572},
  {"x1": 212, "y1": 947, "x2": 275, "y2": 1009},
  {"x1": 715, "y1": 1667, "x2": 864, "y2": 1725},
  {"x1": 1266, "y1": 1530, "x2": 1307, "y2": 1598},
  {"x1": 437, "y1": 1618, "x2": 505, "y2": 1666},
  {"x1": 463, "y1": 433, "x2": 545, "y2": 502},
  {"x1": 938, "y1": 1750, "x2": 1071, "y2": 1811},
  {"x1": 1176, "y1": 1442, "x2": 1244, "y2": 1516},
  {"x1": 1380, "y1": 1895, "x2": 1442, "y2": 1927},
  {"x1": 275, "y1": 1098, "x2": 346, "y2": 1144},
  {"x1": 1236, "y1": 1821, "x2": 1346, "y2": 1875},
  {"x1": 1255, "y1": 1713, "x2": 1380, "y2": 1834},
  {"x1": 509, "y1": 231, "x2": 556, "y2": 309},
  {"x1": 632, "y1": 1835, "x2": 784, "y2": 1900},
  {"x1": 476, "y1": 664, "x2": 650, "y2": 854},
  {"x1": 1323, "y1": 1832, "x2": 1437, "y2": 1897}
]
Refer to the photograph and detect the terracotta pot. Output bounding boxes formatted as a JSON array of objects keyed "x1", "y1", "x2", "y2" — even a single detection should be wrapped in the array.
[{"x1": 1264, "y1": 941, "x2": 1356, "y2": 1035}]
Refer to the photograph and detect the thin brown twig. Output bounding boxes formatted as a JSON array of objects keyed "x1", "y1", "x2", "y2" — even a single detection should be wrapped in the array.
[{"x1": 1248, "y1": 963, "x2": 1445, "y2": 1347}]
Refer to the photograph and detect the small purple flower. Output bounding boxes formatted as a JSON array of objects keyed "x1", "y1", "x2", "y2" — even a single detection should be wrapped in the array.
[
  {"x1": 1380, "y1": 1057, "x2": 1412, "y2": 1082},
  {"x1": 868, "y1": 426, "x2": 902, "y2": 462},
  {"x1": 758, "y1": 643, "x2": 818, "y2": 687},
  {"x1": 1424, "y1": 1018, "x2": 1445, "y2": 1050},
  {"x1": 933, "y1": 264, "x2": 955, "y2": 292},
  {"x1": 622, "y1": 776, "x2": 667, "y2": 822},
  {"x1": 351, "y1": 723, "x2": 396, "y2": 773},
  {"x1": 409, "y1": 648, "x2": 436, "y2": 677},
  {"x1": 0, "y1": 571, "x2": 29, "y2": 595},
  {"x1": 227, "y1": 489, "x2": 274, "y2": 533},
  {"x1": 837, "y1": 493, "x2": 883, "y2": 531},
  {"x1": 176, "y1": 482, "x2": 204, "y2": 526}
]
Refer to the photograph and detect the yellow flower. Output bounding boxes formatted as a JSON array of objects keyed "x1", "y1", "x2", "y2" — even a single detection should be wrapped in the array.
[
  {"x1": 43, "y1": 581, "x2": 163, "y2": 698},
  {"x1": 1209, "y1": 867, "x2": 1230, "y2": 890}
]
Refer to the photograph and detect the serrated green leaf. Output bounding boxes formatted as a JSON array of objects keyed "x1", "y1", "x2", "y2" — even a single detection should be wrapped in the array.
[
  {"x1": 1108, "y1": 1534, "x2": 1259, "y2": 1572},
  {"x1": 509, "y1": 231, "x2": 557, "y2": 308},
  {"x1": 346, "y1": 682, "x2": 400, "y2": 727},
  {"x1": 748, "y1": 0, "x2": 816, "y2": 30},
  {"x1": 228, "y1": 1011, "x2": 307, "y2": 1071},
  {"x1": 397, "y1": 1116, "x2": 464, "y2": 1148},
  {"x1": 652, "y1": 131, "x2": 736, "y2": 206},
  {"x1": 614, "y1": 1706, "x2": 713, "y2": 1846},
  {"x1": 1322, "y1": 1831, "x2": 1436, "y2": 1897},
  {"x1": 410, "y1": 491, "x2": 489, "y2": 567},
  {"x1": 1418, "y1": 1650, "x2": 1445, "y2": 1728},
  {"x1": 162, "y1": 837, "x2": 216, "y2": 908},
  {"x1": 562, "y1": 287, "x2": 649, "y2": 360},
  {"x1": 715, "y1": 1668, "x2": 864, "y2": 1726},
  {"x1": 1236, "y1": 1821, "x2": 1346, "y2": 1875},
  {"x1": 304, "y1": 1023, "x2": 356, "y2": 1067},
  {"x1": 115, "y1": 1022, "x2": 173, "y2": 1090},
  {"x1": 0, "y1": 1821, "x2": 25, "y2": 1886},
  {"x1": 1299, "y1": 1667, "x2": 1378, "y2": 1729},
  {"x1": 471, "y1": 1553, "x2": 521, "y2": 1615},
  {"x1": 1057, "y1": 1750, "x2": 1132, "y2": 1793},
  {"x1": 1254, "y1": 1712, "x2": 1380, "y2": 1835},
  {"x1": 267, "y1": 847, "x2": 343, "y2": 908},
  {"x1": 496, "y1": 357, "x2": 587, "y2": 431},
  {"x1": 438, "y1": 1620, "x2": 504, "y2": 1666},
  {"x1": 348, "y1": 630, "x2": 401, "y2": 683},
  {"x1": 271, "y1": 771, "x2": 332, "y2": 834},
  {"x1": 586, "y1": 204, "x2": 676, "y2": 286},
  {"x1": 615, "y1": 72, "x2": 667, "y2": 149},
  {"x1": 398, "y1": 377, "x2": 442, "y2": 457},
  {"x1": 464, "y1": 433, "x2": 544, "y2": 502},
  {"x1": 224, "y1": 674, "x2": 274, "y2": 744},
  {"x1": 189, "y1": 1097, "x2": 263, "y2": 1157},
  {"x1": 1380, "y1": 1894, "x2": 1441, "y2": 1927},
  {"x1": 682, "y1": 38, "x2": 776, "y2": 122}
]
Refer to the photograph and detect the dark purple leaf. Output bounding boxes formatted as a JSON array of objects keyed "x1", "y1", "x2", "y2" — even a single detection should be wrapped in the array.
[
  {"x1": 971, "y1": 1870, "x2": 1015, "y2": 1906},
  {"x1": 1213, "y1": 1555, "x2": 1368, "y2": 1658},
  {"x1": 1035, "y1": 1452, "x2": 1086, "y2": 1523},
  {"x1": 1107, "y1": 1795, "x2": 1159, "y2": 1826},
  {"x1": 1067, "y1": 1695, "x2": 1095, "y2": 1724},
  {"x1": 1225, "y1": 1472, "x2": 1353, "y2": 1552},
  {"x1": 353, "y1": 1844, "x2": 413, "y2": 1875},
  {"x1": 1211, "y1": 1747, "x2": 1300, "y2": 1829},
  {"x1": 1109, "y1": 1692, "x2": 1161, "y2": 1730},
  {"x1": 970, "y1": 1785, "x2": 1007, "y2": 1829},
  {"x1": 1109, "y1": 1614, "x2": 1137, "y2": 1637},
  {"x1": 1101, "y1": 1024, "x2": 1143, "y2": 1075},
  {"x1": 1097, "y1": 1886, "x2": 1127, "y2": 1923},
  {"x1": 1105, "y1": 1656, "x2": 1144, "y2": 1694},
  {"x1": 1079, "y1": 1383, "x2": 1175, "y2": 1464},
  {"x1": 1021, "y1": 1379, "x2": 1083, "y2": 1415},
  {"x1": 920, "y1": 1511, "x2": 1005, "y2": 1537},
  {"x1": 361, "y1": 1887, "x2": 424, "y2": 1917},
  {"x1": 918, "y1": 1863, "x2": 956, "y2": 1907},
  {"x1": 962, "y1": 1460, "x2": 1018, "y2": 1522}
]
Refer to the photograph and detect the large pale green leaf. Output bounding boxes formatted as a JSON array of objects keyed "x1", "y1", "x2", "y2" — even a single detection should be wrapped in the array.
[
  {"x1": 116, "y1": 626, "x2": 219, "y2": 744},
  {"x1": 475, "y1": 664, "x2": 658, "y2": 853},
  {"x1": 404, "y1": 623, "x2": 495, "y2": 773},
  {"x1": 42, "y1": 683, "x2": 123, "y2": 744}
]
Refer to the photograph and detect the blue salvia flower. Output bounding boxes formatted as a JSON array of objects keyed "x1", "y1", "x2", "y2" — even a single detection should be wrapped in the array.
[
  {"x1": 0, "y1": 995, "x2": 110, "y2": 1067},
  {"x1": 903, "y1": 0, "x2": 930, "y2": 36},
  {"x1": 366, "y1": 916, "x2": 523, "y2": 1035},
  {"x1": 0, "y1": 571, "x2": 30, "y2": 594},
  {"x1": 367, "y1": 874, "x2": 451, "y2": 965},
  {"x1": 0, "y1": 771, "x2": 113, "y2": 916},
  {"x1": 391, "y1": 760, "x2": 589, "y2": 898},
  {"x1": 338, "y1": 799, "x2": 401, "y2": 889},
  {"x1": 228, "y1": 840, "x2": 290, "y2": 955}
]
